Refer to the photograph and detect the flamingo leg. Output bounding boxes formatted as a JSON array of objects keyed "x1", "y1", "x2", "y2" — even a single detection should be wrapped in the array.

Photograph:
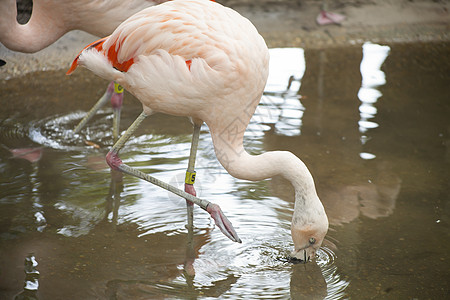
[
  {"x1": 184, "y1": 223, "x2": 196, "y2": 277},
  {"x1": 106, "y1": 112, "x2": 242, "y2": 243},
  {"x1": 184, "y1": 121, "x2": 200, "y2": 278},
  {"x1": 185, "y1": 122, "x2": 201, "y2": 229},
  {"x1": 111, "y1": 107, "x2": 121, "y2": 142},
  {"x1": 110, "y1": 83, "x2": 124, "y2": 142},
  {"x1": 74, "y1": 81, "x2": 114, "y2": 134},
  {"x1": 74, "y1": 82, "x2": 123, "y2": 142}
]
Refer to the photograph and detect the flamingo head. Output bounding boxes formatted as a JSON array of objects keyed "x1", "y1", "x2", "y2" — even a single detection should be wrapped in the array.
[
  {"x1": 290, "y1": 197, "x2": 328, "y2": 262},
  {"x1": 66, "y1": 37, "x2": 108, "y2": 75}
]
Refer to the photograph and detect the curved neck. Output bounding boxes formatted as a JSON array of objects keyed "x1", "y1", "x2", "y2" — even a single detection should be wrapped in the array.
[
  {"x1": 0, "y1": 0, "x2": 67, "y2": 53},
  {"x1": 209, "y1": 123, "x2": 325, "y2": 232},
  {"x1": 209, "y1": 125, "x2": 318, "y2": 202}
]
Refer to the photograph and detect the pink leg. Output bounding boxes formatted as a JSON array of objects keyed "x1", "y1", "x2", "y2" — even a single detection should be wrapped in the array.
[
  {"x1": 106, "y1": 149, "x2": 123, "y2": 171},
  {"x1": 110, "y1": 83, "x2": 124, "y2": 142},
  {"x1": 184, "y1": 183, "x2": 196, "y2": 276},
  {"x1": 184, "y1": 123, "x2": 201, "y2": 228},
  {"x1": 73, "y1": 81, "x2": 124, "y2": 142},
  {"x1": 185, "y1": 184, "x2": 196, "y2": 197},
  {"x1": 185, "y1": 184, "x2": 196, "y2": 227},
  {"x1": 106, "y1": 112, "x2": 241, "y2": 243}
]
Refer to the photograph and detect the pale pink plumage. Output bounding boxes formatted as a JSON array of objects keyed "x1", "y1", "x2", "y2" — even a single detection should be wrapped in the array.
[
  {"x1": 0, "y1": 0, "x2": 163, "y2": 53},
  {"x1": 70, "y1": 1, "x2": 267, "y2": 129},
  {"x1": 69, "y1": 0, "x2": 328, "y2": 261}
]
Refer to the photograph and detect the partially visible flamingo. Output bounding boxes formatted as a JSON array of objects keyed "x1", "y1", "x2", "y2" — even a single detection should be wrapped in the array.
[
  {"x1": 67, "y1": 0, "x2": 329, "y2": 261},
  {"x1": 316, "y1": 0, "x2": 346, "y2": 26},
  {"x1": 0, "y1": 0, "x2": 168, "y2": 141}
]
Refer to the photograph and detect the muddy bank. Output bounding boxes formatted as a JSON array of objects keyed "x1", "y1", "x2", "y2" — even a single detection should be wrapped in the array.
[{"x1": 0, "y1": 0, "x2": 449, "y2": 79}]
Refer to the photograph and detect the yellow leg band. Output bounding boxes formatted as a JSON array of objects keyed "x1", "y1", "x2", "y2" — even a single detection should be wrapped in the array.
[
  {"x1": 114, "y1": 83, "x2": 124, "y2": 94},
  {"x1": 185, "y1": 171, "x2": 196, "y2": 185}
]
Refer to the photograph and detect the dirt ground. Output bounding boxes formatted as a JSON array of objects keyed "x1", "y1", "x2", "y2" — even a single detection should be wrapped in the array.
[
  {"x1": 1, "y1": 0, "x2": 449, "y2": 79},
  {"x1": 225, "y1": 0, "x2": 449, "y2": 46}
]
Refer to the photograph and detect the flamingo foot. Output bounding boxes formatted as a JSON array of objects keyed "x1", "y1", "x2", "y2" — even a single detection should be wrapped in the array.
[
  {"x1": 206, "y1": 203, "x2": 241, "y2": 243},
  {"x1": 106, "y1": 150, "x2": 123, "y2": 171}
]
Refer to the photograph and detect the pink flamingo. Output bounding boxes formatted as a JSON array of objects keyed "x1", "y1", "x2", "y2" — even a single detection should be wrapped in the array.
[
  {"x1": 67, "y1": 0, "x2": 328, "y2": 261},
  {"x1": 0, "y1": 0, "x2": 168, "y2": 141}
]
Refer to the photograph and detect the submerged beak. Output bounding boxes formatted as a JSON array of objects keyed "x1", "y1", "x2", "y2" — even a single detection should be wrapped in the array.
[{"x1": 290, "y1": 246, "x2": 316, "y2": 263}]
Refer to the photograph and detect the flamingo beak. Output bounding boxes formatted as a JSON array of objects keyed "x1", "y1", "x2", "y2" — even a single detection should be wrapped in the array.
[
  {"x1": 66, "y1": 36, "x2": 109, "y2": 75},
  {"x1": 289, "y1": 246, "x2": 316, "y2": 263},
  {"x1": 66, "y1": 56, "x2": 79, "y2": 75}
]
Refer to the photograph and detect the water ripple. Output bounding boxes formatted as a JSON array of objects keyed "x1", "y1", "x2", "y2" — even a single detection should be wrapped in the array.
[{"x1": 29, "y1": 111, "x2": 112, "y2": 151}]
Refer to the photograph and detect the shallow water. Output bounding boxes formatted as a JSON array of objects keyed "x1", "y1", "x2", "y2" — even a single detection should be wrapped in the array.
[{"x1": 0, "y1": 42, "x2": 449, "y2": 299}]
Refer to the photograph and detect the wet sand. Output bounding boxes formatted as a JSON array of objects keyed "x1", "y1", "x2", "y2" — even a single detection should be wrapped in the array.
[{"x1": 0, "y1": 0, "x2": 449, "y2": 79}]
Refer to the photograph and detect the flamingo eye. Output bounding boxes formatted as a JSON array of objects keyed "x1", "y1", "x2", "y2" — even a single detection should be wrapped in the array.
[{"x1": 309, "y1": 237, "x2": 316, "y2": 244}]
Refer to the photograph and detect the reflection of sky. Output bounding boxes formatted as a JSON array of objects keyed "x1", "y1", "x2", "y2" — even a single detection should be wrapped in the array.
[
  {"x1": 358, "y1": 42, "x2": 390, "y2": 160},
  {"x1": 250, "y1": 48, "x2": 306, "y2": 137},
  {"x1": 266, "y1": 48, "x2": 305, "y2": 93}
]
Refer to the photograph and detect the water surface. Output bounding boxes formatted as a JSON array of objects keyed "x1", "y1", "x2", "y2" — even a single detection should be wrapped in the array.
[{"x1": 0, "y1": 42, "x2": 449, "y2": 299}]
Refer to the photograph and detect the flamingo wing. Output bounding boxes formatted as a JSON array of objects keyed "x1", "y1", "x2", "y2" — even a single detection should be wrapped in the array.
[
  {"x1": 68, "y1": 0, "x2": 268, "y2": 120},
  {"x1": 69, "y1": 1, "x2": 232, "y2": 76},
  {"x1": 101, "y1": 0, "x2": 225, "y2": 67}
]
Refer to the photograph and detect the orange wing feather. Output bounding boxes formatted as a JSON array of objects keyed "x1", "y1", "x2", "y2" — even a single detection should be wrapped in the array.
[
  {"x1": 67, "y1": 0, "x2": 219, "y2": 76},
  {"x1": 106, "y1": 39, "x2": 135, "y2": 72}
]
